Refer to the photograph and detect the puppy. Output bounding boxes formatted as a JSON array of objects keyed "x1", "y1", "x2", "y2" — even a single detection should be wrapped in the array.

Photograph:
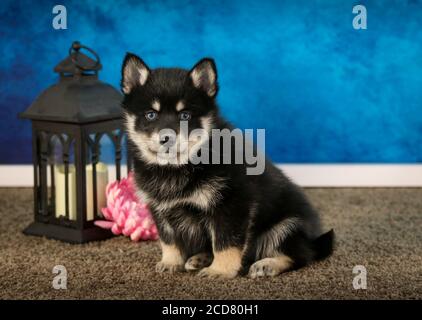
[{"x1": 121, "y1": 53, "x2": 334, "y2": 278}]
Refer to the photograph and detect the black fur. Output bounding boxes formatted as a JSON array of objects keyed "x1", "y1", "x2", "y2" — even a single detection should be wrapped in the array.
[{"x1": 121, "y1": 53, "x2": 334, "y2": 277}]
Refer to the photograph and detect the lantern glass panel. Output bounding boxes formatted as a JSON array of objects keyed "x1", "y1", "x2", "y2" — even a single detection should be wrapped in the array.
[
  {"x1": 48, "y1": 134, "x2": 77, "y2": 222},
  {"x1": 85, "y1": 132, "x2": 112, "y2": 221},
  {"x1": 84, "y1": 127, "x2": 126, "y2": 222},
  {"x1": 33, "y1": 128, "x2": 79, "y2": 226}
]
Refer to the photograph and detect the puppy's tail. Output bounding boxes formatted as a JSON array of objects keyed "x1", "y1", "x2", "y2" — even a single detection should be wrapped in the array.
[{"x1": 313, "y1": 229, "x2": 335, "y2": 261}]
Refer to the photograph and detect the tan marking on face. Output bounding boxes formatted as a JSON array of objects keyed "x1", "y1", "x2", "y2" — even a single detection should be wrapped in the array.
[
  {"x1": 124, "y1": 112, "x2": 158, "y2": 164},
  {"x1": 151, "y1": 100, "x2": 160, "y2": 112},
  {"x1": 176, "y1": 100, "x2": 185, "y2": 112}
]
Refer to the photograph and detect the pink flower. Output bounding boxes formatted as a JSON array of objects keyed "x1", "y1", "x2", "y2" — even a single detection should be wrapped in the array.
[{"x1": 94, "y1": 172, "x2": 159, "y2": 241}]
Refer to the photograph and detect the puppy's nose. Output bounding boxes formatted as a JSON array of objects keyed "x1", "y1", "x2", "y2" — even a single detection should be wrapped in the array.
[
  {"x1": 160, "y1": 135, "x2": 170, "y2": 145},
  {"x1": 160, "y1": 134, "x2": 175, "y2": 146}
]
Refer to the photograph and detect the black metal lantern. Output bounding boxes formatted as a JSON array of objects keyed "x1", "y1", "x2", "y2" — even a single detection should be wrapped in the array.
[{"x1": 19, "y1": 41, "x2": 126, "y2": 243}]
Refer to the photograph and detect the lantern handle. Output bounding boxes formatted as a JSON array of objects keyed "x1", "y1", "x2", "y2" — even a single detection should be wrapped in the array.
[{"x1": 69, "y1": 41, "x2": 101, "y2": 71}]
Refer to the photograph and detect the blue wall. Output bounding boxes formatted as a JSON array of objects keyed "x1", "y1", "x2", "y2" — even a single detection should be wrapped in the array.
[{"x1": 1, "y1": 0, "x2": 421, "y2": 164}]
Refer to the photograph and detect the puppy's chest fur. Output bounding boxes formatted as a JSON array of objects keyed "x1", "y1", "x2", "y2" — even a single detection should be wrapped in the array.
[{"x1": 134, "y1": 168, "x2": 227, "y2": 215}]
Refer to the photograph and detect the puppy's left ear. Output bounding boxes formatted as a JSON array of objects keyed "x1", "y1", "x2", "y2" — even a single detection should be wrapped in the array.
[{"x1": 189, "y1": 58, "x2": 218, "y2": 97}]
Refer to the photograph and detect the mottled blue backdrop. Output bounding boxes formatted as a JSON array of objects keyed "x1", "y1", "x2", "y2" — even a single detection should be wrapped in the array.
[{"x1": 1, "y1": 0, "x2": 421, "y2": 163}]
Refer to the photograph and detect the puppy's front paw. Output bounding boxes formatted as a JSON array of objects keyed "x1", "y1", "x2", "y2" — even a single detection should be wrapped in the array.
[
  {"x1": 155, "y1": 261, "x2": 185, "y2": 273},
  {"x1": 197, "y1": 266, "x2": 238, "y2": 279},
  {"x1": 248, "y1": 260, "x2": 277, "y2": 278},
  {"x1": 248, "y1": 256, "x2": 292, "y2": 279},
  {"x1": 185, "y1": 252, "x2": 213, "y2": 271}
]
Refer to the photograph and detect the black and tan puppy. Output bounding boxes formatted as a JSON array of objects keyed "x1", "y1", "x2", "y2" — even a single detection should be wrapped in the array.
[{"x1": 121, "y1": 53, "x2": 334, "y2": 278}]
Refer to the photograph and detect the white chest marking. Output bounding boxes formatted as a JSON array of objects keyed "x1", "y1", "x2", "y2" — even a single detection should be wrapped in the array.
[{"x1": 138, "y1": 177, "x2": 226, "y2": 213}]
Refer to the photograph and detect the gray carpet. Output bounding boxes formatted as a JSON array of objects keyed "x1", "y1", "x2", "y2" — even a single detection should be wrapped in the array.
[{"x1": 0, "y1": 187, "x2": 421, "y2": 299}]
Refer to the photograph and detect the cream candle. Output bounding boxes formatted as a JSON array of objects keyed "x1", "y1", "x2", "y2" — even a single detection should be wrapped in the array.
[
  {"x1": 86, "y1": 162, "x2": 109, "y2": 220},
  {"x1": 54, "y1": 164, "x2": 77, "y2": 220},
  {"x1": 55, "y1": 162, "x2": 109, "y2": 221}
]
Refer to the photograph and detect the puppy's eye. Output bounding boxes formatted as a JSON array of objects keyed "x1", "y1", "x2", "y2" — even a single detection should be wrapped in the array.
[
  {"x1": 179, "y1": 111, "x2": 191, "y2": 121},
  {"x1": 145, "y1": 111, "x2": 158, "y2": 121}
]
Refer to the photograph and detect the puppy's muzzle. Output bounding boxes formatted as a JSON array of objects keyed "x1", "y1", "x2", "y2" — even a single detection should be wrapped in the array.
[{"x1": 159, "y1": 133, "x2": 176, "y2": 147}]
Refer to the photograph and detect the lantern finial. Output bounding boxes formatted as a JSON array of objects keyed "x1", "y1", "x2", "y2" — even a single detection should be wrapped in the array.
[
  {"x1": 52, "y1": 41, "x2": 102, "y2": 76},
  {"x1": 71, "y1": 41, "x2": 82, "y2": 51},
  {"x1": 68, "y1": 41, "x2": 101, "y2": 72}
]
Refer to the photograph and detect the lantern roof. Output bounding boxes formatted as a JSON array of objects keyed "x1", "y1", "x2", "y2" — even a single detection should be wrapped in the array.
[{"x1": 19, "y1": 41, "x2": 122, "y2": 124}]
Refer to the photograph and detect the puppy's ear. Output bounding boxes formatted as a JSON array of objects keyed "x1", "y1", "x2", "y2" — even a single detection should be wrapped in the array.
[
  {"x1": 189, "y1": 58, "x2": 218, "y2": 97},
  {"x1": 121, "y1": 53, "x2": 150, "y2": 94}
]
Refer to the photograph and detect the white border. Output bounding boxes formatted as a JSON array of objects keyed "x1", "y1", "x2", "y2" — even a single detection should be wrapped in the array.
[
  {"x1": 0, "y1": 164, "x2": 421, "y2": 187},
  {"x1": 277, "y1": 164, "x2": 422, "y2": 187}
]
